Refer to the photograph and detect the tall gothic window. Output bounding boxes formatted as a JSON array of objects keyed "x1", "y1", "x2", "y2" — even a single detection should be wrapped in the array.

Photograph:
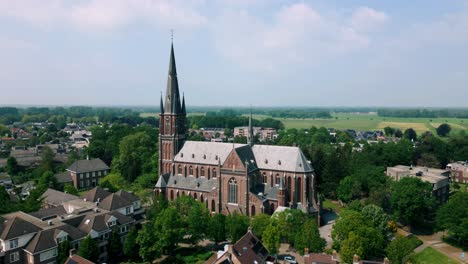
[
  {"x1": 201, "y1": 167, "x2": 205, "y2": 177},
  {"x1": 262, "y1": 173, "x2": 267, "y2": 184},
  {"x1": 189, "y1": 166, "x2": 193, "y2": 176},
  {"x1": 177, "y1": 165, "x2": 182, "y2": 175},
  {"x1": 212, "y1": 168, "x2": 217, "y2": 178},
  {"x1": 275, "y1": 174, "x2": 280, "y2": 185},
  {"x1": 228, "y1": 178, "x2": 238, "y2": 204}
]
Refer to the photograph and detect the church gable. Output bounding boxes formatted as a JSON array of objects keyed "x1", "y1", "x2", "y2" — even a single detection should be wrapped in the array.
[{"x1": 222, "y1": 149, "x2": 246, "y2": 172}]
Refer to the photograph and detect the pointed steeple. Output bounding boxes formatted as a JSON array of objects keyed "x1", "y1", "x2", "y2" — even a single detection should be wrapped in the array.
[
  {"x1": 160, "y1": 92, "x2": 164, "y2": 114},
  {"x1": 181, "y1": 93, "x2": 186, "y2": 115},
  {"x1": 248, "y1": 109, "x2": 254, "y2": 146},
  {"x1": 164, "y1": 42, "x2": 182, "y2": 114}
]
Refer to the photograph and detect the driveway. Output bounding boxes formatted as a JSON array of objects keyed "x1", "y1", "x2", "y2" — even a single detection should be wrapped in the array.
[
  {"x1": 319, "y1": 210, "x2": 337, "y2": 248},
  {"x1": 416, "y1": 232, "x2": 466, "y2": 264}
]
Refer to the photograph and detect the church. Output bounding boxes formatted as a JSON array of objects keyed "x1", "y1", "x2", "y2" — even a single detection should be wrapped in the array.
[{"x1": 155, "y1": 43, "x2": 320, "y2": 217}]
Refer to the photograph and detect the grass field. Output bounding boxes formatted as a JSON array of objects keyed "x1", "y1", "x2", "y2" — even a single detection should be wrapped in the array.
[
  {"x1": 253, "y1": 113, "x2": 468, "y2": 133},
  {"x1": 141, "y1": 112, "x2": 468, "y2": 134},
  {"x1": 410, "y1": 247, "x2": 459, "y2": 264}
]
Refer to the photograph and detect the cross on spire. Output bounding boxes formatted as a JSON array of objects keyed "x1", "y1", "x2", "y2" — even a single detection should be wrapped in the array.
[{"x1": 171, "y1": 29, "x2": 174, "y2": 42}]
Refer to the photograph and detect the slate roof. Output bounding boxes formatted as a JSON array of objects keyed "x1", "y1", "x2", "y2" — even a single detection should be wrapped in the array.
[
  {"x1": 42, "y1": 188, "x2": 79, "y2": 206},
  {"x1": 78, "y1": 211, "x2": 133, "y2": 233},
  {"x1": 232, "y1": 230, "x2": 269, "y2": 264},
  {"x1": 174, "y1": 141, "x2": 246, "y2": 165},
  {"x1": 67, "y1": 158, "x2": 109, "y2": 173},
  {"x1": 98, "y1": 193, "x2": 132, "y2": 211},
  {"x1": 55, "y1": 171, "x2": 73, "y2": 183},
  {"x1": 251, "y1": 145, "x2": 313, "y2": 173},
  {"x1": 80, "y1": 186, "x2": 111, "y2": 203},
  {"x1": 0, "y1": 216, "x2": 41, "y2": 240},
  {"x1": 29, "y1": 206, "x2": 67, "y2": 221},
  {"x1": 155, "y1": 173, "x2": 170, "y2": 188},
  {"x1": 25, "y1": 228, "x2": 58, "y2": 253},
  {"x1": 252, "y1": 184, "x2": 279, "y2": 200},
  {"x1": 234, "y1": 145, "x2": 258, "y2": 172},
  {"x1": 165, "y1": 175, "x2": 217, "y2": 192},
  {"x1": 115, "y1": 190, "x2": 139, "y2": 203}
]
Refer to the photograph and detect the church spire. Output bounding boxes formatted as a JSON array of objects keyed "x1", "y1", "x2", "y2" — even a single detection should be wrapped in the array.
[
  {"x1": 248, "y1": 109, "x2": 254, "y2": 146},
  {"x1": 181, "y1": 93, "x2": 186, "y2": 115},
  {"x1": 164, "y1": 41, "x2": 182, "y2": 114},
  {"x1": 160, "y1": 92, "x2": 164, "y2": 114}
]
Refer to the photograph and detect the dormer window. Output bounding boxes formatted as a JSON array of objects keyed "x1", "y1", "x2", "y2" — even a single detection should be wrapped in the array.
[
  {"x1": 265, "y1": 159, "x2": 268, "y2": 164},
  {"x1": 215, "y1": 155, "x2": 218, "y2": 160},
  {"x1": 203, "y1": 154, "x2": 206, "y2": 159},
  {"x1": 109, "y1": 220, "x2": 116, "y2": 227},
  {"x1": 9, "y1": 238, "x2": 18, "y2": 249},
  {"x1": 192, "y1": 154, "x2": 195, "y2": 158},
  {"x1": 181, "y1": 153, "x2": 184, "y2": 158},
  {"x1": 278, "y1": 160, "x2": 281, "y2": 165}
]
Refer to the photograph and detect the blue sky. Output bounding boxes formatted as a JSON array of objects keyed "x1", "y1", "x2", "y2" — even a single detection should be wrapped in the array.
[{"x1": 0, "y1": 0, "x2": 467, "y2": 107}]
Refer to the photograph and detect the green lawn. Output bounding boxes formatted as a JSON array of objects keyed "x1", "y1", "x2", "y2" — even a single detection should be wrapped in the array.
[
  {"x1": 410, "y1": 247, "x2": 459, "y2": 264},
  {"x1": 322, "y1": 199, "x2": 344, "y2": 213}
]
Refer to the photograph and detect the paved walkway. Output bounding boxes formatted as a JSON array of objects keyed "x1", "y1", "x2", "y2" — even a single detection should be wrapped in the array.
[{"x1": 415, "y1": 232, "x2": 466, "y2": 263}]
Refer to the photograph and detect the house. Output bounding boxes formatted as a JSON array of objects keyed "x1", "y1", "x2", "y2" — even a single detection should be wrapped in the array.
[
  {"x1": 0, "y1": 173, "x2": 12, "y2": 191},
  {"x1": 208, "y1": 229, "x2": 274, "y2": 264},
  {"x1": 304, "y1": 251, "x2": 340, "y2": 264},
  {"x1": 66, "y1": 158, "x2": 110, "y2": 189},
  {"x1": 446, "y1": 161, "x2": 468, "y2": 183},
  {"x1": 386, "y1": 165, "x2": 450, "y2": 202},
  {"x1": 233, "y1": 126, "x2": 277, "y2": 142},
  {"x1": 65, "y1": 253, "x2": 95, "y2": 264},
  {"x1": 0, "y1": 187, "x2": 143, "y2": 263}
]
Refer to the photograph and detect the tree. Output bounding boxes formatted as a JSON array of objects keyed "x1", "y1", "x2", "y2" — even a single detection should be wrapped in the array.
[
  {"x1": 6, "y1": 157, "x2": 19, "y2": 175},
  {"x1": 262, "y1": 224, "x2": 281, "y2": 255},
  {"x1": 40, "y1": 146, "x2": 55, "y2": 172},
  {"x1": 186, "y1": 201, "x2": 210, "y2": 244},
  {"x1": 115, "y1": 131, "x2": 157, "y2": 182},
  {"x1": 38, "y1": 171, "x2": 58, "y2": 190},
  {"x1": 436, "y1": 123, "x2": 451, "y2": 137},
  {"x1": 384, "y1": 127, "x2": 395, "y2": 136},
  {"x1": 107, "y1": 230, "x2": 122, "y2": 263},
  {"x1": 250, "y1": 214, "x2": 271, "y2": 239},
  {"x1": 340, "y1": 232, "x2": 364, "y2": 264},
  {"x1": 390, "y1": 177, "x2": 436, "y2": 226},
  {"x1": 63, "y1": 183, "x2": 79, "y2": 196},
  {"x1": 361, "y1": 204, "x2": 389, "y2": 237},
  {"x1": 124, "y1": 226, "x2": 140, "y2": 261},
  {"x1": 57, "y1": 241, "x2": 70, "y2": 264},
  {"x1": 436, "y1": 192, "x2": 468, "y2": 247},
  {"x1": 394, "y1": 129, "x2": 403, "y2": 138},
  {"x1": 404, "y1": 128, "x2": 417, "y2": 141},
  {"x1": 294, "y1": 219, "x2": 326, "y2": 254},
  {"x1": 78, "y1": 236, "x2": 99, "y2": 263},
  {"x1": 385, "y1": 235, "x2": 416, "y2": 264},
  {"x1": 137, "y1": 207, "x2": 184, "y2": 261},
  {"x1": 209, "y1": 213, "x2": 227, "y2": 244},
  {"x1": 275, "y1": 209, "x2": 309, "y2": 244},
  {"x1": 227, "y1": 212, "x2": 249, "y2": 242}
]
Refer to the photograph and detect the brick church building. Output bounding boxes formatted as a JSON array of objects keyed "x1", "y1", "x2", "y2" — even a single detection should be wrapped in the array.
[{"x1": 155, "y1": 43, "x2": 320, "y2": 217}]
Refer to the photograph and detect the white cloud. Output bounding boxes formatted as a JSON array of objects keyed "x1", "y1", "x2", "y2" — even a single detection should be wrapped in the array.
[
  {"x1": 0, "y1": 0, "x2": 207, "y2": 31},
  {"x1": 350, "y1": 7, "x2": 388, "y2": 33},
  {"x1": 212, "y1": 3, "x2": 388, "y2": 71}
]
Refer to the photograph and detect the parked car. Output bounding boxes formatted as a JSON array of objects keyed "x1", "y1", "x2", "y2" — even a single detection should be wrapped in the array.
[{"x1": 284, "y1": 255, "x2": 297, "y2": 264}]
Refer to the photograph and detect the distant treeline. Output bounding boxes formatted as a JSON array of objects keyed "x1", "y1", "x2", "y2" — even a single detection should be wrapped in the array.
[
  {"x1": 203, "y1": 108, "x2": 331, "y2": 119},
  {"x1": 377, "y1": 108, "x2": 468, "y2": 118},
  {"x1": 0, "y1": 106, "x2": 157, "y2": 127},
  {"x1": 188, "y1": 116, "x2": 284, "y2": 130}
]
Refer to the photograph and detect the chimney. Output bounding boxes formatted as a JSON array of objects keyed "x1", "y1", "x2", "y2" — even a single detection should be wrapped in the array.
[
  {"x1": 304, "y1": 248, "x2": 309, "y2": 255},
  {"x1": 383, "y1": 257, "x2": 390, "y2": 264},
  {"x1": 353, "y1": 254, "x2": 359, "y2": 264},
  {"x1": 69, "y1": 249, "x2": 76, "y2": 257}
]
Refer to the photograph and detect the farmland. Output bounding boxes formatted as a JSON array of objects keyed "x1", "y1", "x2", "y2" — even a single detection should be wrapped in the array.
[{"x1": 141, "y1": 112, "x2": 468, "y2": 134}]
